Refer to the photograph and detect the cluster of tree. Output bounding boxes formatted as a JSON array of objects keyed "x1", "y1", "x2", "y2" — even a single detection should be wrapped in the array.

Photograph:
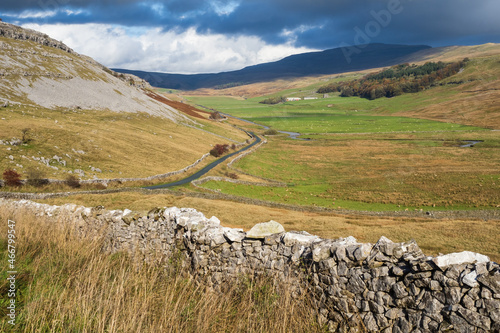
[
  {"x1": 209, "y1": 144, "x2": 233, "y2": 157},
  {"x1": 1, "y1": 169, "x2": 81, "y2": 188},
  {"x1": 209, "y1": 111, "x2": 225, "y2": 120},
  {"x1": 259, "y1": 96, "x2": 287, "y2": 104},
  {"x1": 214, "y1": 82, "x2": 247, "y2": 90},
  {"x1": 317, "y1": 59, "x2": 469, "y2": 100}
]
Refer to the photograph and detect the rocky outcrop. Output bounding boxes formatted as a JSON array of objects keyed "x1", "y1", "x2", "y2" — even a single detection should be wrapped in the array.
[
  {"x1": 0, "y1": 21, "x2": 73, "y2": 53},
  {"x1": 0, "y1": 22, "x2": 186, "y2": 120},
  {"x1": 1, "y1": 198, "x2": 498, "y2": 332}
]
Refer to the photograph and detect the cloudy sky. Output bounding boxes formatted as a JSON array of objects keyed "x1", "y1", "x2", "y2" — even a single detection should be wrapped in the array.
[{"x1": 1, "y1": 0, "x2": 499, "y2": 74}]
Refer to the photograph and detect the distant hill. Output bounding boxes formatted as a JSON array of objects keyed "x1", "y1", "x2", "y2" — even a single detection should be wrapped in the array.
[{"x1": 113, "y1": 43, "x2": 431, "y2": 90}]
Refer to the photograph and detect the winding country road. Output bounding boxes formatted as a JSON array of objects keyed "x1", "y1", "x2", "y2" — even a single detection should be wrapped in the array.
[{"x1": 144, "y1": 132, "x2": 261, "y2": 189}]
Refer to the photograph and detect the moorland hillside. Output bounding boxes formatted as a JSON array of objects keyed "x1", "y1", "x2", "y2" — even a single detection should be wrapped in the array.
[{"x1": 0, "y1": 22, "x2": 248, "y2": 184}]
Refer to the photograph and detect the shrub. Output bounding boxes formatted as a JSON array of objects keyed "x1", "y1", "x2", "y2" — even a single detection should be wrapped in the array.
[
  {"x1": 210, "y1": 144, "x2": 229, "y2": 158},
  {"x1": 259, "y1": 96, "x2": 286, "y2": 105},
  {"x1": 26, "y1": 168, "x2": 49, "y2": 187},
  {"x1": 65, "y1": 175, "x2": 81, "y2": 189},
  {"x1": 263, "y1": 129, "x2": 279, "y2": 135},
  {"x1": 225, "y1": 172, "x2": 239, "y2": 179},
  {"x1": 21, "y1": 128, "x2": 32, "y2": 144},
  {"x1": 209, "y1": 111, "x2": 224, "y2": 120},
  {"x1": 3, "y1": 169, "x2": 23, "y2": 187}
]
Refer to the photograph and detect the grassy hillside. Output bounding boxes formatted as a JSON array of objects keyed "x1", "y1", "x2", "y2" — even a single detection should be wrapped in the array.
[
  {"x1": 0, "y1": 35, "x2": 181, "y2": 119},
  {"x1": 0, "y1": 23, "x2": 249, "y2": 185},
  {"x1": 115, "y1": 44, "x2": 431, "y2": 90},
  {"x1": 0, "y1": 103, "x2": 247, "y2": 182}
]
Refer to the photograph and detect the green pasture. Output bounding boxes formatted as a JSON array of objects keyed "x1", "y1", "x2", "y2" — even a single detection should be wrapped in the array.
[
  {"x1": 249, "y1": 115, "x2": 482, "y2": 134},
  {"x1": 188, "y1": 86, "x2": 482, "y2": 135},
  {"x1": 186, "y1": 60, "x2": 498, "y2": 211},
  {"x1": 200, "y1": 181, "x2": 404, "y2": 211},
  {"x1": 196, "y1": 131, "x2": 500, "y2": 211}
]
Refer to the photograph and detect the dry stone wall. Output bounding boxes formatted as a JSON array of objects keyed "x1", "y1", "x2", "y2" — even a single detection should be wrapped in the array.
[{"x1": 1, "y1": 198, "x2": 498, "y2": 332}]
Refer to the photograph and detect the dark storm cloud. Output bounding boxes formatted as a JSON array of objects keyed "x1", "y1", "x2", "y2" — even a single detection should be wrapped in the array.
[{"x1": 1, "y1": 0, "x2": 499, "y2": 48}]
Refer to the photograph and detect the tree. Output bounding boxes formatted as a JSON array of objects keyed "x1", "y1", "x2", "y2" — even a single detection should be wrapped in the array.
[
  {"x1": 209, "y1": 144, "x2": 229, "y2": 157},
  {"x1": 3, "y1": 169, "x2": 23, "y2": 187}
]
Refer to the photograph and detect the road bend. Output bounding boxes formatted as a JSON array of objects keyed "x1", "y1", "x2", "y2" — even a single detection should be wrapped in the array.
[{"x1": 144, "y1": 132, "x2": 261, "y2": 189}]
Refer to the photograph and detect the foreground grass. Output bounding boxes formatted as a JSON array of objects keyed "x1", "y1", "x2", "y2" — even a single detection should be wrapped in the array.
[
  {"x1": 0, "y1": 207, "x2": 322, "y2": 332},
  {"x1": 36, "y1": 192, "x2": 500, "y2": 262}
]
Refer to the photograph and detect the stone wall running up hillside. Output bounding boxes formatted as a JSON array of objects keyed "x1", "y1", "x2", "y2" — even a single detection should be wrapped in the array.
[{"x1": 1, "y1": 198, "x2": 498, "y2": 332}]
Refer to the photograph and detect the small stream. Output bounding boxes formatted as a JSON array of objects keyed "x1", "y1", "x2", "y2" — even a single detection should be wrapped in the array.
[
  {"x1": 216, "y1": 111, "x2": 310, "y2": 140},
  {"x1": 460, "y1": 140, "x2": 484, "y2": 148},
  {"x1": 201, "y1": 106, "x2": 485, "y2": 144}
]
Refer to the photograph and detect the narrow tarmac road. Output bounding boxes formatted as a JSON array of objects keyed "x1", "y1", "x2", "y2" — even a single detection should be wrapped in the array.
[{"x1": 144, "y1": 132, "x2": 261, "y2": 189}]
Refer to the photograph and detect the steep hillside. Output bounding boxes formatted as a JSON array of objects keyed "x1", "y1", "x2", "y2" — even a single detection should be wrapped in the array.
[
  {"x1": 0, "y1": 21, "x2": 183, "y2": 121},
  {"x1": 388, "y1": 54, "x2": 500, "y2": 129},
  {"x1": 0, "y1": 22, "x2": 249, "y2": 183},
  {"x1": 114, "y1": 44, "x2": 431, "y2": 90}
]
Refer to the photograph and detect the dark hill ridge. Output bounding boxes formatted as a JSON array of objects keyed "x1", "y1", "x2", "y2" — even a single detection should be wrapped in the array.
[{"x1": 113, "y1": 43, "x2": 431, "y2": 90}]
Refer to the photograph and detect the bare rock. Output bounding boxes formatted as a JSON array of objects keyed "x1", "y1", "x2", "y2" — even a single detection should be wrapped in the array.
[
  {"x1": 432, "y1": 251, "x2": 490, "y2": 270},
  {"x1": 246, "y1": 220, "x2": 285, "y2": 239}
]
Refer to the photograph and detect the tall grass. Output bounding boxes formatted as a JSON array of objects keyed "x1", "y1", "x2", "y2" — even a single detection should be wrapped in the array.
[{"x1": 0, "y1": 207, "x2": 323, "y2": 332}]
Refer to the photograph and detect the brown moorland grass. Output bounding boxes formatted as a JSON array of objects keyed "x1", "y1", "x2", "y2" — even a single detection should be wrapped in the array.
[
  {"x1": 0, "y1": 205, "x2": 322, "y2": 332},
  {"x1": 36, "y1": 192, "x2": 500, "y2": 262}
]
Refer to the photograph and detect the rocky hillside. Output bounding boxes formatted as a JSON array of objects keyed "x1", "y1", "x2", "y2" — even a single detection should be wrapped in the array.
[
  {"x1": 0, "y1": 21, "x2": 183, "y2": 121},
  {"x1": 0, "y1": 22, "x2": 249, "y2": 182}
]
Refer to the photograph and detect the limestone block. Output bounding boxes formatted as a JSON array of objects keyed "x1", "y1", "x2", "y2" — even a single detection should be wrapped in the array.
[
  {"x1": 282, "y1": 231, "x2": 319, "y2": 246},
  {"x1": 477, "y1": 273, "x2": 500, "y2": 294},
  {"x1": 432, "y1": 251, "x2": 490, "y2": 270},
  {"x1": 223, "y1": 227, "x2": 246, "y2": 243},
  {"x1": 457, "y1": 306, "x2": 491, "y2": 331},
  {"x1": 462, "y1": 270, "x2": 479, "y2": 288},
  {"x1": 246, "y1": 220, "x2": 285, "y2": 239},
  {"x1": 202, "y1": 226, "x2": 226, "y2": 247}
]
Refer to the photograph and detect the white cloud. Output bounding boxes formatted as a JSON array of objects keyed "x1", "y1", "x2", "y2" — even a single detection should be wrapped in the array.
[
  {"x1": 210, "y1": 0, "x2": 241, "y2": 16},
  {"x1": 21, "y1": 23, "x2": 316, "y2": 74}
]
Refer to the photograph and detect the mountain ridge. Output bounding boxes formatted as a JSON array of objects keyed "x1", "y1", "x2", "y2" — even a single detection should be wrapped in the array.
[{"x1": 114, "y1": 43, "x2": 432, "y2": 90}]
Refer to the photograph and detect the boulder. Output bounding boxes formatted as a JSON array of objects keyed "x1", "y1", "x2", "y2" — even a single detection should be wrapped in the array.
[
  {"x1": 282, "y1": 231, "x2": 319, "y2": 246},
  {"x1": 432, "y1": 251, "x2": 490, "y2": 270},
  {"x1": 246, "y1": 220, "x2": 285, "y2": 239}
]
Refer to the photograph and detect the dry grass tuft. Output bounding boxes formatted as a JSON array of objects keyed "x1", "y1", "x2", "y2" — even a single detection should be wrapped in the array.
[{"x1": 0, "y1": 206, "x2": 323, "y2": 332}]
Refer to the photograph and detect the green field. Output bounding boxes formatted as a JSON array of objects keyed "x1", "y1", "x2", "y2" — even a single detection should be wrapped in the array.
[
  {"x1": 249, "y1": 114, "x2": 482, "y2": 134},
  {"x1": 189, "y1": 89, "x2": 484, "y2": 135},
  {"x1": 186, "y1": 75, "x2": 499, "y2": 212}
]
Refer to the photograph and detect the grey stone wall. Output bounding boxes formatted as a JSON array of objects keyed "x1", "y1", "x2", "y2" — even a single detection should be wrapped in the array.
[{"x1": 1, "y1": 198, "x2": 498, "y2": 332}]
